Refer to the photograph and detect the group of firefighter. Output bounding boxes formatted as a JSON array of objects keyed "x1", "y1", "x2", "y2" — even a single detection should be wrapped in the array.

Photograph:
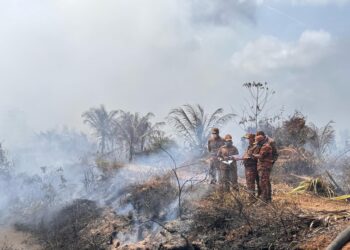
[{"x1": 208, "y1": 128, "x2": 278, "y2": 203}]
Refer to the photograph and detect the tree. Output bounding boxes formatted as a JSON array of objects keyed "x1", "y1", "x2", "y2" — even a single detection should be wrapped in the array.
[
  {"x1": 114, "y1": 111, "x2": 164, "y2": 162},
  {"x1": 167, "y1": 104, "x2": 235, "y2": 154},
  {"x1": 239, "y1": 82, "x2": 275, "y2": 132},
  {"x1": 144, "y1": 130, "x2": 175, "y2": 152},
  {"x1": 274, "y1": 111, "x2": 313, "y2": 148},
  {"x1": 36, "y1": 127, "x2": 94, "y2": 159},
  {"x1": 82, "y1": 105, "x2": 118, "y2": 154},
  {"x1": 308, "y1": 121, "x2": 335, "y2": 161},
  {"x1": 0, "y1": 143, "x2": 12, "y2": 178}
]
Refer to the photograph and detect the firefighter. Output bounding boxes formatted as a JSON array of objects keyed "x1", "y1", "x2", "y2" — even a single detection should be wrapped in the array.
[
  {"x1": 253, "y1": 132, "x2": 276, "y2": 202},
  {"x1": 242, "y1": 133, "x2": 260, "y2": 198},
  {"x1": 256, "y1": 131, "x2": 279, "y2": 165},
  {"x1": 208, "y1": 128, "x2": 225, "y2": 184},
  {"x1": 217, "y1": 134, "x2": 239, "y2": 192}
]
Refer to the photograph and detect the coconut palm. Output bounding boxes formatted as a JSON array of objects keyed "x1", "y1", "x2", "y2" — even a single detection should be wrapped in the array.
[
  {"x1": 167, "y1": 104, "x2": 235, "y2": 154},
  {"x1": 82, "y1": 105, "x2": 118, "y2": 154},
  {"x1": 0, "y1": 143, "x2": 11, "y2": 177},
  {"x1": 308, "y1": 121, "x2": 335, "y2": 161},
  {"x1": 114, "y1": 111, "x2": 164, "y2": 162}
]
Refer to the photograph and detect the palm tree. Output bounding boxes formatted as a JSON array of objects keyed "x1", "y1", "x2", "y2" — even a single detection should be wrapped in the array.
[
  {"x1": 0, "y1": 143, "x2": 11, "y2": 177},
  {"x1": 114, "y1": 111, "x2": 164, "y2": 162},
  {"x1": 167, "y1": 104, "x2": 235, "y2": 154},
  {"x1": 308, "y1": 121, "x2": 335, "y2": 161},
  {"x1": 82, "y1": 105, "x2": 118, "y2": 154}
]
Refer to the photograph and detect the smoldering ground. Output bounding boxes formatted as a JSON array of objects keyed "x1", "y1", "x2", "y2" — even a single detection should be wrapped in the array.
[{"x1": 0, "y1": 127, "x2": 211, "y2": 249}]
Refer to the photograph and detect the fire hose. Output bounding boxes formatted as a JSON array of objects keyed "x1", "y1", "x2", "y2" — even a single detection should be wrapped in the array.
[{"x1": 326, "y1": 226, "x2": 350, "y2": 250}]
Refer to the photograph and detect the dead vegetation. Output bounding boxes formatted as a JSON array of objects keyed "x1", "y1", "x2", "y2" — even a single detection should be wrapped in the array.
[
  {"x1": 15, "y1": 199, "x2": 104, "y2": 250},
  {"x1": 120, "y1": 174, "x2": 177, "y2": 220},
  {"x1": 272, "y1": 146, "x2": 316, "y2": 185},
  {"x1": 95, "y1": 158, "x2": 125, "y2": 174},
  {"x1": 119, "y1": 174, "x2": 178, "y2": 241},
  {"x1": 191, "y1": 189, "x2": 307, "y2": 249},
  {"x1": 122, "y1": 183, "x2": 350, "y2": 250},
  {"x1": 7, "y1": 170, "x2": 350, "y2": 250},
  {"x1": 0, "y1": 239, "x2": 20, "y2": 250},
  {"x1": 3, "y1": 106, "x2": 350, "y2": 249},
  {"x1": 8, "y1": 153, "x2": 350, "y2": 250},
  {"x1": 290, "y1": 174, "x2": 337, "y2": 198}
]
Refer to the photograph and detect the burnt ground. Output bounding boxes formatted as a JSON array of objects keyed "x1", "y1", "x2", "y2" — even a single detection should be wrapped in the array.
[
  {"x1": 0, "y1": 226, "x2": 40, "y2": 250},
  {"x1": 3, "y1": 178, "x2": 350, "y2": 250},
  {"x1": 116, "y1": 182, "x2": 350, "y2": 250},
  {"x1": 188, "y1": 184, "x2": 350, "y2": 250}
]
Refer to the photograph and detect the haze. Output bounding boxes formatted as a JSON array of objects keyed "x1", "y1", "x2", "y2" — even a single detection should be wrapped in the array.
[{"x1": 0, "y1": 0, "x2": 349, "y2": 148}]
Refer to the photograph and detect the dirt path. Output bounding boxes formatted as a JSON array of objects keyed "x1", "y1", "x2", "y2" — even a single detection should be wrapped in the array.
[
  {"x1": 273, "y1": 184, "x2": 350, "y2": 249},
  {"x1": 0, "y1": 226, "x2": 41, "y2": 250},
  {"x1": 274, "y1": 186, "x2": 350, "y2": 213}
]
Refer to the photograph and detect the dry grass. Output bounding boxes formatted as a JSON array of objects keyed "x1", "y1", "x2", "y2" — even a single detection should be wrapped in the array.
[
  {"x1": 95, "y1": 158, "x2": 125, "y2": 174},
  {"x1": 290, "y1": 177, "x2": 336, "y2": 197},
  {"x1": 120, "y1": 174, "x2": 177, "y2": 220},
  {"x1": 0, "y1": 227, "x2": 40, "y2": 250},
  {"x1": 188, "y1": 183, "x2": 350, "y2": 249},
  {"x1": 15, "y1": 199, "x2": 104, "y2": 250},
  {"x1": 11, "y1": 181, "x2": 350, "y2": 249},
  {"x1": 274, "y1": 184, "x2": 350, "y2": 249},
  {"x1": 192, "y1": 188, "x2": 307, "y2": 249},
  {"x1": 274, "y1": 183, "x2": 350, "y2": 212}
]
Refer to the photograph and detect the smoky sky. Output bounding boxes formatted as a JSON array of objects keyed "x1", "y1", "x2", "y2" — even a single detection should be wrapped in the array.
[
  {"x1": 190, "y1": 0, "x2": 258, "y2": 26},
  {"x1": 0, "y1": 0, "x2": 349, "y2": 148}
]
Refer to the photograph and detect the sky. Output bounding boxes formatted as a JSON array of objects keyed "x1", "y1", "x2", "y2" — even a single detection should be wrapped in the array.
[{"x1": 0, "y1": 0, "x2": 349, "y2": 148}]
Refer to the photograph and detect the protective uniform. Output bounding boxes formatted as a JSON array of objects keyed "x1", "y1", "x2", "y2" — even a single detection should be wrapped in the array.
[
  {"x1": 242, "y1": 134, "x2": 260, "y2": 197},
  {"x1": 256, "y1": 131, "x2": 279, "y2": 164},
  {"x1": 255, "y1": 135, "x2": 274, "y2": 202},
  {"x1": 217, "y1": 134, "x2": 239, "y2": 192},
  {"x1": 208, "y1": 128, "x2": 224, "y2": 184},
  {"x1": 267, "y1": 137, "x2": 279, "y2": 164}
]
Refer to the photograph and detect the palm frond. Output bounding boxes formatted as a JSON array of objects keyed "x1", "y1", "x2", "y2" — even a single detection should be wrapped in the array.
[
  {"x1": 332, "y1": 194, "x2": 350, "y2": 201},
  {"x1": 206, "y1": 108, "x2": 224, "y2": 128},
  {"x1": 169, "y1": 106, "x2": 196, "y2": 132}
]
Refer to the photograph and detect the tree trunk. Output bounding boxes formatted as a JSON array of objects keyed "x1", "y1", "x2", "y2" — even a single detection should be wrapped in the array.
[
  {"x1": 129, "y1": 143, "x2": 134, "y2": 162},
  {"x1": 101, "y1": 135, "x2": 105, "y2": 154}
]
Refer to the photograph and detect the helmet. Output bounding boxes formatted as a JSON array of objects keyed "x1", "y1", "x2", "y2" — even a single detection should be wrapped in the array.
[
  {"x1": 243, "y1": 133, "x2": 255, "y2": 140},
  {"x1": 211, "y1": 128, "x2": 219, "y2": 134},
  {"x1": 256, "y1": 131, "x2": 266, "y2": 137},
  {"x1": 224, "y1": 134, "x2": 233, "y2": 141}
]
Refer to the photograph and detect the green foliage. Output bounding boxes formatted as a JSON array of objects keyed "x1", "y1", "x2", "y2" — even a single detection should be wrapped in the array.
[
  {"x1": 114, "y1": 111, "x2": 166, "y2": 162},
  {"x1": 167, "y1": 104, "x2": 235, "y2": 154},
  {"x1": 82, "y1": 106, "x2": 170, "y2": 162}
]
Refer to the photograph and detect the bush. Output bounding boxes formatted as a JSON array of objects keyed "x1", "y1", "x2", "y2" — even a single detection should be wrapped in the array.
[
  {"x1": 15, "y1": 199, "x2": 103, "y2": 250},
  {"x1": 192, "y1": 190, "x2": 307, "y2": 249},
  {"x1": 120, "y1": 174, "x2": 177, "y2": 220}
]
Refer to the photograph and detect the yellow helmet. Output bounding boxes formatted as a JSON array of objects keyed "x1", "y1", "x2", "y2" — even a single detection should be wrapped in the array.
[{"x1": 224, "y1": 134, "x2": 232, "y2": 141}]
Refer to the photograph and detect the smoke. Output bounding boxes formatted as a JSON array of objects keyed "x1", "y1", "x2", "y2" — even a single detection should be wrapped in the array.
[
  {"x1": 190, "y1": 0, "x2": 259, "y2": 26},
  {"x1": 0, "y1": 123, "x2": 204, "y2": 230},
  {"x1": 0, "y1": 0, "x2": 258, "y2": 137},
  {"x1": 1, "y1": 0, "x2": 348, "y2": 149},
  {"x1": 0, "y1": 1, "x2": 349, "y2": 245}
]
